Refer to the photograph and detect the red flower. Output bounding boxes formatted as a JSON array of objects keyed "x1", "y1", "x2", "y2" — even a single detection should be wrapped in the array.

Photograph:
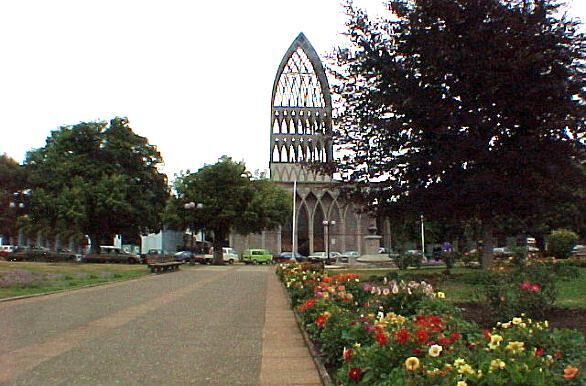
[
  {"x1": 343, "y1": 347, "x2": 353, "y2": 363},
  {"x1": 348, "y1": 367, "x2": 362, "y2": 382},
  {"x1": 450, "y1": 332, "x2": 462, "y2": 344},
  {"x1": 415, "y1": 329, "x2": 429, "y2": 345},
  {"x1": 315, "y1": 315, "x2": 328, "y2": 329},
  {"x1": 520, "y1": 282, "x2": 532, "y2": 291},
  {"x1": 530, "y1": 284, "x2": 541, "y2": 293},
  {"x1": 438, "y1": 337, "x2": 451, "y2": 347},
  {"x1": 298, "y1": 298, "x2": 316, "y2": 313},
  {"x1": 375, "y1": 332, "x2": 389, "y2": 347},
  {"x1": 395, "y1": 329, "x2": 410, "y2": 345},
  {"x1": 535, "y1": 347, "x2": 545, "y2": 357},
  {"x1": 482, "y1": 330, "x2": 491, "y2": 342}
]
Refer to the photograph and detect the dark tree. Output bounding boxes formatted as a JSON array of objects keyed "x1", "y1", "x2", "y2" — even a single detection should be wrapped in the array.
[
  {"x1": 170, "y1": 156, "x2": 291, "y2": 265},
  {"x1": 0, "y1": 154, "x2": 26, "y2": 244},
  {"x1": 334, "y1": 0, "x2": 586, "y2": 267},
  {"x1": 24, "y1": 118, "x2": 169, "y2": 252}
]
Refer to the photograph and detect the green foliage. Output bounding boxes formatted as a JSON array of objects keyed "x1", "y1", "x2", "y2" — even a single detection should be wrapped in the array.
[
  {"x1": 397, "y1": 253, "x2": 422, "y2": 270},
  {"x1": 24, "y1": 118, "x2": 169, "y2": 251},
  {"x1": 170, "y1": 156, "x2": 290, "y2": 264},
  {"x1": 546, "y1": 229, "x2": 579, "y2": 259},
  {"x1": 333, "y1": 0, "x2": 586, "y2": 263},
  {"x1": 0, "y1": 154, "x2": 26, "y2": 242},
  {"x1": 479, "y1": 265, "x2": 558, "y2": 320}
]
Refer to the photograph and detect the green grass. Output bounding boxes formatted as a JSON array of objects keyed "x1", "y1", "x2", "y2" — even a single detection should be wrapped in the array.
[
  {"x1": 327, "y1": 266, "x2": 586, "y2": 309},
  {"x1": 0, "y1": 261, "x2": 149, "y2": 299}
]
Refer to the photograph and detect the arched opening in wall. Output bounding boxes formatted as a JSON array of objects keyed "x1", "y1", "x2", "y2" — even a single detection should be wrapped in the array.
[
  {"x1": 280, "y1": 146, "x2": 288, "y2": 163},
  {"x1": 289, "y1": 145, "x2": 296, "y2": 162},
  {"x1": 297, "y1": 204, "x2": 310, "y2": 257},
  {"x1": 272, "y1": 145, "x2": 280, "y2": 162},
  {"x1": 281, "y1": 217, "x2": 292, "y2": 252},
  {"x1": 272, "y1": 118, "x2": 280, "y2": 134},
  {"x1": 313, "y1": 203, "x2": 325, "y2": 252},
  {"x1": 344, "y1": 205, "x2": 359, "y2": 252}
]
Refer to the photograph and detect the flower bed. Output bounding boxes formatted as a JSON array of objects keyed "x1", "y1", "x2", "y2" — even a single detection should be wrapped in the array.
[{"x1": 277, "y1": 263, "x2": 586, "y2": 385}]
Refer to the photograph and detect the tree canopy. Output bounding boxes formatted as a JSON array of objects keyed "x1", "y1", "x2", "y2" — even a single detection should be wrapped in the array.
[
  {"x1": 24, "y1": 117, "x2": 169, "y2": 252},
  {"x1": 169, "y1": 156, "x2": 291, "y2": 264},
  {"x1": 334, "y1": 0, "x2": 586, "y2": 267},
  {"x1": 0, "y1": 154, "x2": 26, "y2": 244}
]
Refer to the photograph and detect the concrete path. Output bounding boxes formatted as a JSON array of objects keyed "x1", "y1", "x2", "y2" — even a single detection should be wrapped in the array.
[{"x1": 0, "y1": 265, "x2": 322, "y2": 386}]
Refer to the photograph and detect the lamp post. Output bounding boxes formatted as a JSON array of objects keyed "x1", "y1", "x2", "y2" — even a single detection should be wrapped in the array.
[
  {"x1": 322, "y1": 220, "x2": 336, "y2": 264},
  {"x1": 184, "y1": 202, "x2": 203, "y2": 259}
]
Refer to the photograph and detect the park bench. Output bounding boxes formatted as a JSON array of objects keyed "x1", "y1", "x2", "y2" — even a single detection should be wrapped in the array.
[{"x1": 147, "y1": 261, "x2": 183, "y2": 273}]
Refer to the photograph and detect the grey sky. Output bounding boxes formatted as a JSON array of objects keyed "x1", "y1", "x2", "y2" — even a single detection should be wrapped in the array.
[{"x1": 0, "y1": 0, "x2": 584, "y2": 178}]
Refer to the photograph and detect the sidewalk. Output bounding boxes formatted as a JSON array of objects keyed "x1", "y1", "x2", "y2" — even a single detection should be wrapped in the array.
[{"x1": 260, "y1": 267, "x2": 323, "y2": 386}]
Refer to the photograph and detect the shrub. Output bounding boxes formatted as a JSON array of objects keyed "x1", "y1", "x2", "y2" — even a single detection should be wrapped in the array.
[
  {"x1": 479, "y1": 265, "x2": 557, "y2": 320},
  {"x1": 546, "y1": 229, "x2": 579, "y2": 259}
]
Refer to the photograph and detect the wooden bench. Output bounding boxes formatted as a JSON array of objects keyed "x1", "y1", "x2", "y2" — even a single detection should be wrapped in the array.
[{"x1": 147, "y1": 261, "x2": 183, "y2": 273}]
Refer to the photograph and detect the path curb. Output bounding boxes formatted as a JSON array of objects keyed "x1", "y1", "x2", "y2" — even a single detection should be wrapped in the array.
[{"x1": 276, "y1": 271, "x2": 334, "y2": 386}]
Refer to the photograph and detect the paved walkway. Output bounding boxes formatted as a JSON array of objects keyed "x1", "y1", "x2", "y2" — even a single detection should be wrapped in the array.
[
  {"x1": 0, "y1": 265, "x2": 321, "y2": 385},
  {"x1": 260, "y1": 268, "x2": 322, "y2": 386}
]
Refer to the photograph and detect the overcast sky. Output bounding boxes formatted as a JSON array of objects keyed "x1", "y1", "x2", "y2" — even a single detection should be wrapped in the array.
[{"x1": 1, "y1": 1, "x2": 584, "y2": 179}]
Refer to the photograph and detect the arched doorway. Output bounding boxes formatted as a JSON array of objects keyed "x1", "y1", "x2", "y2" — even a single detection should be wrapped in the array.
[
  {"x1": 313, "y1": 203, "x2": 325, "y2": 252},
  {"x1": 297, "y1": 204, "x2": 310, "y2": 257}
]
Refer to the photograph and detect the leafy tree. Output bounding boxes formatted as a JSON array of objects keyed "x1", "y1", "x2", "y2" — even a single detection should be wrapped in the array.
[
  {"x1": 24, "y1": 118, "x2": 169, "y2": 252},
  {"x1": 171, "y1": 156, "x2": 291, "y2": 265},
  {"x1": 0, "y1": 154, "x2": 26, "y2": 244},
  {"x1": 333, "y1": 0, "x2": 586, "y2": 268}
]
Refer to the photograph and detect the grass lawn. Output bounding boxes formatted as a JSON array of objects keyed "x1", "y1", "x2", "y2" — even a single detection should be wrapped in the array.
[
  {"x1": 0, "y1": 261, "x2": 149, "y2": 299},
  {"x1": 327, "y1": 265, "x2": 586, "y2": 308}
]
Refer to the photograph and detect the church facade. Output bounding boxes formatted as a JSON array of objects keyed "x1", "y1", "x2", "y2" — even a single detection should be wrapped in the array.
[{"x1": 230, "y1": 33, "x2": 386, "y2": 257}]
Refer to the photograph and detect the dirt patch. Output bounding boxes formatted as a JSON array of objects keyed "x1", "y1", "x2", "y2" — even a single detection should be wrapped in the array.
[{"x1": 457, "y1": 302, "x2": 586, "y2": 337}]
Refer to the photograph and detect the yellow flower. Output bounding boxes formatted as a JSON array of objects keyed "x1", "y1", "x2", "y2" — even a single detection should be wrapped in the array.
[
  {"x1": 501, "y1": 322, "x2": 511, "y2": 329},
  {"x1": 512, "y1": 317, "x2": 523, "y2": 325},
  {"x1": 488, "y1": 334, "x2": 503, "y2": 349},
  {"x1": 457, "y1": 382, "x2": 468, "y2": 386},
  {"x1": 454, "y1": 358, "x2": 466, "y2": 367},
  {"x1": 490, "y1": 359, "x2": 506, "y2": 371},
  {"x1": 405, "y1": 356, "x2": 420, "y2": 371},
  {"x1": 506, "y1": 341, "x2": 525, "y2": 354},
  {"x1": 458, "y1": 364, "x2": 475, "y2": 376},
  {"x1": 428, "y1": 344, "x2": 443, "y2": 357},
  {"x1": 436, "y1": 291, "x2": 446, "y2": 299}
]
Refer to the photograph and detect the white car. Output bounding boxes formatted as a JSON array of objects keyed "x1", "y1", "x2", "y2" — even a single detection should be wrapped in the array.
[{"x1": 208, "y1": 247, "x2": 239, "y2": 264}]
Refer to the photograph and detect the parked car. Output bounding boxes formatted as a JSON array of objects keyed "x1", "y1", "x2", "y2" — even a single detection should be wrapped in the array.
[
  {"x1": 339, "y1": 251, "x2": 360, "y2": 263},
  {"x1": 571, "y1": 244, "x2": 586, "y2": 258},
  {"x1": 54, "y1": 247, "x2": 84, "y2": 262},
  {"x1": 493, "y1": 247, "x2": 514, "y2": 259},
  {"x1": 174, "y1": 251, "x2": 193, "y2": 263},
  {"x1": 206, "y1": 247, "x2": 239, "y2": 264},
  {"x1": 0, "y1": 245, "x2": 17, "y2": 259},
  {"x1": 85, "y1": 246, "x2": 142, "y2": 264},
  {"x1": 274, "y1": 251, "x2": 306, "y2": 263},
  {"x1": 242, "y1": 249, "x2": 273, "y2": 264},
  {"x1": 308, "y1": 251, "x2": 340, "y2": 263},
  {"x1": 10, "y1": 246, "x2": 51, "y2": 261}
]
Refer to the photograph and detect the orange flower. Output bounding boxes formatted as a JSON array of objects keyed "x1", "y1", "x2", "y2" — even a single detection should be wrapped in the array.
[{"x1": 563, "y1": 366, "x2": 579, "y2": 380}]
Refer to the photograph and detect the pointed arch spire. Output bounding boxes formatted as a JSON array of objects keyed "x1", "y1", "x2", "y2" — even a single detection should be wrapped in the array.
[{"x1": 269, "y1": 33, "x2": 333, "y2": 182}]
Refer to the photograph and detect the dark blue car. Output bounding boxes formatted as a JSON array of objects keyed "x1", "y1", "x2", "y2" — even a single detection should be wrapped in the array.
[{"x1": 174, "y1": 251, "x2": 193, "y2": 263}]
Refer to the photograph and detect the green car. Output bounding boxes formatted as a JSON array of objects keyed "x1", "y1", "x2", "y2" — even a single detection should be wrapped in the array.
[{"x1": 242, "y1": 249, "x2": 273, "y2": 264}]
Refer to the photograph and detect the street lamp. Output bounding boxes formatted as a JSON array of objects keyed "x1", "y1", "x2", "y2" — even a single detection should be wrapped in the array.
[
  {"x1": 184, "y1": 202, "x2": 204, "y2": 259},
  {"x1": 322, "y1": 220, "x2": 336, "y2": 264}
]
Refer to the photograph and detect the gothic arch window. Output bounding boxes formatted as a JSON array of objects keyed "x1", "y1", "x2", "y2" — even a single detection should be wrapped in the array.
[{"x1": 270, "y1": 33, "x2": 333, "y2": 170}]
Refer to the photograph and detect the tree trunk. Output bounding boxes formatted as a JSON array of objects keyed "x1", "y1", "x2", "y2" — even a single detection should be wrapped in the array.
[
  {"x1": 212, "y1": 230, "x2": 225, "y2": 265},
  {"x1": 481, "y1": 221, "x2": 494, "y2": 269}
]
